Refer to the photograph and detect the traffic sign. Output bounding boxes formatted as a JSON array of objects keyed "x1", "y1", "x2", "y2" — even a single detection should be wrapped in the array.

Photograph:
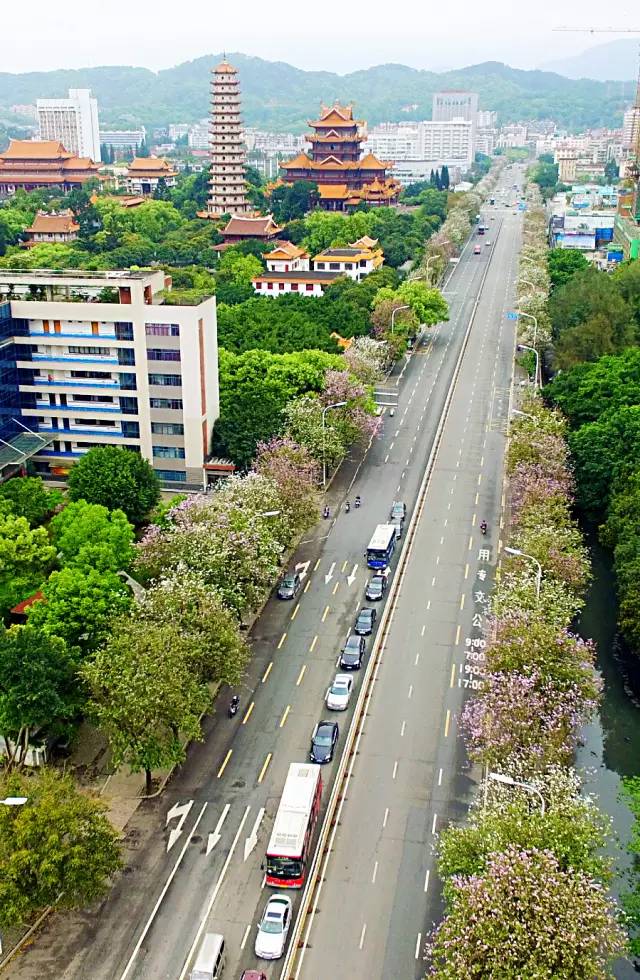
[{"x1": 506, "y1": 312, "x2": 519, "y2": 320}]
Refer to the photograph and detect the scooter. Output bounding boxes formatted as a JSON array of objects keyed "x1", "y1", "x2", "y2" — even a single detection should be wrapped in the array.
[
  {"x1": 323, "y1": 506, "x2": 330, "y2": 519},
  {"x1": 354, "y1": 496, "x2": 361, "y2": 509},
  {"x1": 480, "y1": 521, "x2": 487, "y2": 536},
  {"x1": 345, "y1": 501, "x2": 351, "y2": 513},
  {"x1": 228, "y1": 695, "x2": 240, "y2": 718},
  {"x1": 389, "y1": 409, "x2": 395, "y2": 417}
]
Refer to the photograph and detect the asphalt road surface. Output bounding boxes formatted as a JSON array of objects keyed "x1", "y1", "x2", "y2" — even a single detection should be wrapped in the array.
[{"x1": 7, "y1": 165, "x2": 525, "y2": 980}]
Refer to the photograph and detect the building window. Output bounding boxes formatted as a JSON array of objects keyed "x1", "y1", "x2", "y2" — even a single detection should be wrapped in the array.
[
  {"x1": 149, "y1": 397, "x2": 183, "y2": 409},
  {"x1": 91, "y1": 322, "x2": 99, "y2": 335},
  {"x1": 148, "y1": 374, "x2": 181, "y2": 387},
  {"x1": 316, "y1": 262, "x2": 325, "y2": 269},
  {"x1": 147, "y1": 349, "x2": 181, "y2": 361},
  {"x1": 68, "y1": 346, "x2": 111, "y2": 355},
  {"x1": 71, "y1": 394, "x2": 114, "y2": 403},
  {"x1": 291, "y1": 283, "x2": 299, "y2": 290},
  {"x1": 345, "y1": 263, "x2": 352, "y2": 269},
  {"x1": 145, "y1": 323, "x2": 180, "y2": 337},
  {"x1": 153, "y1": 445, "x2": 186, "y2": 459},
  {"x1": 70, "y1": 370, "x2": 112, "y2": 379},
  {"x1": 267, "y1": 282, "x2": 273, "y2": 290},
  {"x1": 154, "y1": 469, "x2": 187, "y2": 483},
  {"x1": 305, "y1": 284, "x2": 314, "y2": 292},
  {"x1": 151, "y1": 421, "x2": 185, "y2": 435},
  {"x1": 74, "y1": 418, "x2": 117, "y2": 427},
  {"x1": 329, "y1": 263, "x2": 340, "y2": 270}
]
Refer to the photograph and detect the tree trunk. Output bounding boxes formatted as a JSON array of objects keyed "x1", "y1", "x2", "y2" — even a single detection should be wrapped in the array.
[{"x1": 145, "y1": 768, "x2": 152, "y2": 794}]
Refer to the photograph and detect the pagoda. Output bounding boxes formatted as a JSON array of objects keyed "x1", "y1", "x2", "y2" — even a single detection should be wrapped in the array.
[
  {"x1": 203, "y1": 60, "x2": 251, "y2": 217},
  {"x1": 279, "y1": 104, "x2": 401, "y2": 212}
]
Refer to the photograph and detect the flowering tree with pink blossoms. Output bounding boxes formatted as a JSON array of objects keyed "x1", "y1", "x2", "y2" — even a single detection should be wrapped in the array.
[
  {"x1": 426, "y1": 846, "x2": 626, "y2": 978},
  {"x1": 254, "y1": 437, "x2": 320, "y2": 534}
]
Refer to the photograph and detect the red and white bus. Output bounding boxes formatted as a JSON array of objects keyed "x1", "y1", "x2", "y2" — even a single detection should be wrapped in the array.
[{"x1": 265, "y1": 762, "x2": 322, "y2": 888}]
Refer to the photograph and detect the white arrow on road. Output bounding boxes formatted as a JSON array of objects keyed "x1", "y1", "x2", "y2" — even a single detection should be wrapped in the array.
[
  {"x1": 295, "y1": 560, "x2": 310, "y2": 581},
  {"x1": 324, "y1": 561, "x2": 336, "y2": 585},
  {"x1": 166, "y1": 800, "x2": 194, "y2": 853},
  {"x1": 243, "y1": 807, "x2": 265, "y2": 862},
  {"x1": 347, "y1": 563, "x2": 358, "y2": 586},
  {"x1": 206, "y1": 803, "x2": 231, "y2": 856}
]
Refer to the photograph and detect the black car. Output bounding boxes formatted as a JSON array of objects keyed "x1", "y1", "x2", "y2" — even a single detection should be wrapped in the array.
[
  {"x1": 310, "y1": 721, "x2": 339, "y2": 764},
  {"x1": 365, "y1": 575, "x2": 387, "y2": 601},
  {"x1": 390, "y1": 501, "x2": 406, "y2": 523},
  {"x1": 340, "y1": 633, "x2": 366, "y2": 669},
  {"x1": 354, "y1": 607, "x2": 376, "y2": 636},
  {"x1": 277, "y1": 572, "x2": 301, "y2": 600}
]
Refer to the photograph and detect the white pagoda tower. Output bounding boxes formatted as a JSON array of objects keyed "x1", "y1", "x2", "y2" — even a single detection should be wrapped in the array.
[{"x1": 205, "y1": 60, "x2": 250, "y2": 216}]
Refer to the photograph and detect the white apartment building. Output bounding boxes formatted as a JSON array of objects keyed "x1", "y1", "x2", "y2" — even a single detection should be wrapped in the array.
[
  {"x1": 0, "y1": 270, "x2": 219, "y2": 489},
  {"x1": 100, "y1": 128, "x2": 147, "y2": 154},
  {"x1": 364, "y1": 119, "x2": 473, "y2": 178},
  {"x1": 38, "y1": 89, "x2": 101, "y2": 162},
  {"x1": 188, "y1": 123, "x2": 210, "y2": 150},
  {"x1": 623, "y1": 106, "x2": 640, "y2": 151},
  {"x1": 477, "y1": 110, "x2": 497, "y2": 129}
]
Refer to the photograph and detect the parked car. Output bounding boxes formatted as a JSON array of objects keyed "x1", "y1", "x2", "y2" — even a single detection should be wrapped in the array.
[
  {"x1": 325, "y1": 673, "x2": 354, "y2": 710},
  {"x1": 365, "y1": 575, "x2": 387, "y2": 601},
  {"x1": 390, "y1": 501, "x2": 406, "y2": 523},
  {"x1": 310, "y1": 720, "x2": 339, "y2": 763},
  {"x1": 277, "y1": 572, "x2": 301, "y2": 600},
  {"x1": 354, "y1": 607, "x2": 376, "y2": 636},
  {"x1": 255, "y1": 895, "x2": 292, "y2": 960},
  {"x1": 340, "y1": 634, "x2": 366, "y2": 669}
]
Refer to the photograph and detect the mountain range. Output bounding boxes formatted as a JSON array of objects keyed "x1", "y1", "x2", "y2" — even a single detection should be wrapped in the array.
[
  {"x1": 0, "y1": 54, "x2": 636, "y2": 133},
  {"x1": 541, "y1": 39, "x2": 639, "y2": 83}
]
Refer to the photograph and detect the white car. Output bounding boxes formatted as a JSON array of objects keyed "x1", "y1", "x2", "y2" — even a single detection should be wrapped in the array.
[
  {"x1": 326, "y1": 673, "x2": 354, "y2": 710},
  {"x1": 255, "y1": 894, "x2": 292, "y2": 960},
  {"x1": 485, "y1": 240, "x2": 491, "y2": 246}
]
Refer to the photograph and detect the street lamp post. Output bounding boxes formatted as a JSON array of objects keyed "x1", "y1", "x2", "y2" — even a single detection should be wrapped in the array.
[
  {"x1": 486, "y1": 771, "x2": 546, "y2": 815},
  {"x1": 504, "y1": 546, "x2": 543, "y2": 600},
  {"x1": 321, "y1": 401, "x2": 347, "y2": 488},
  {"x1": 511, "y1": 409, "x2": 536, "y2": 422},
  {"x1": 257, "y1": 510, "x2": 281, "y2": 519},
  {"x1": 391, "y1": 305, "x2": 410, "y2": 335},
  {"x1": 0, "y1": 797, "x2": 28, "y2": 806},
  {"x1": 424, "y1": 241, "x2": 451, "y2": 284},
  {"x1": 516, "y1": 341, "x2": 539, "y2": 390}
]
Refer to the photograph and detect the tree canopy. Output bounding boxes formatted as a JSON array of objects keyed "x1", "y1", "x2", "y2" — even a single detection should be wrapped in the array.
[{"x1": 67, "y1": 447, "x2": 160, "y2": 525}]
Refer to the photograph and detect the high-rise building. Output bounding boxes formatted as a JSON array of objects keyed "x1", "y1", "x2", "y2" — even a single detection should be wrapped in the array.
[
  {"x1": 623, "y1": 106, "x2": 640, "y2": 152},
  {"x1": 205, "y1": 60, "x2": 251, "y2": 216},
  {"x1": 0, "y1": 269, "x2": 219, "y2": 489},
  {"x1": 432, "y1": 91, "x2": 479, "y2": 134},
  {"x1": 100, "y1": 128, "x2": 147, "y2": 155},
  {"x1": 37, "y1": 89, "x2": 101, "y2": 162},
  {"x1": 363, "y1": 119, "x2": 474, "y2": 183}
]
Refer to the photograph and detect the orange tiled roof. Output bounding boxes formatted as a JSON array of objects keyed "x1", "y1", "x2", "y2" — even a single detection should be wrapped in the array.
[
  {"x1": 317, "y1": 184, "x2": 350, "y2": 200},
  {"x1": 308, "y1": 132, "x2": 361, "y2": 143},
  {"x1": 280, "y1": 152, "x2": 312, "y2": 169},
  {"x1": 350, "y1": 235, "x2": 379, "y2": 248},
  {"x1": 223, "y1": 214, "x2": 283, "y2": 237},
  {"x1": 358, "y1": 152, "x2": 389, "y2": 170},
  {"x1": 264, "y1": 241, "x2": 309, "y2": 261},
  {"x1": 127, "y1": 156, "x2": 177, "y2": 175},
  {"x1": 0, "y1": 174, "x2": 66, "y2": 184},
  {"x1": 308, "y1": 105, "x2": 363, "y2": 128},
  {"x1": 26, "y1": 211, "x2": 79, "y2": 235},
  {"x1": 214, "y1": 60, "x2": 237, "y2": 74},
  {"x1": 1, "y1": 139, "x2": 72, "y2": 160}
]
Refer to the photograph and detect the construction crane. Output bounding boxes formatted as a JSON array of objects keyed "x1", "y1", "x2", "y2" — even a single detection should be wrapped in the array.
[{"x1": 553, "y1": 27, "x2": 640, "y2": 221}]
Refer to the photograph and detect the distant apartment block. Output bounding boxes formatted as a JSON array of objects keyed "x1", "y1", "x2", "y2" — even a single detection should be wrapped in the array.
[
  {"x1": 0, "y1": 270, "x2": 219, "y2": 489},
  {"x1": 188, "y1": 123, "x2": 210, "y2": 150},
  {"x1": 168, "y1": 124, "x2": 190, "y2": 141},
  {"x1": 364, "y1": 119, "x2": 474, "y2": 182},
  {"x1": 10, "y1": 104, "x2": 38, "y2": 119},
  {"x1": 477, "y1": 110, "x2": 497, "y2": 129},
  {"x1": 38, "y1": 89, "x2": 101, "y2": 162},
  {"x1": 99, "y1": 128, "x2": 147, "y2": 154},
  {"x1": 432, "y1": 91, "x2": 479, "y2": 142},
  {"x1": 623, "y1": 106, "x2": 640, "y2": 151}
]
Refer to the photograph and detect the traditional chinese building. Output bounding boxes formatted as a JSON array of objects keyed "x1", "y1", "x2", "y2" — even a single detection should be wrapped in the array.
[
  {"x1": 219, "y1": 214, "x2": 283, "y2": 246},
  {"x1": 203, "y1": 60, "x2": 251, "y2": 217},
  {"x1": 279, "y1": 104, "x2": 401, "y2": 212},
  {"x1": 0, "y1": 140, "x2": 101, "y2": 196},
  {"x1": 22, "y1": 210, "x2": 79, "y2": 248},
  {"x1": 252, "y1": 236, "x2": 385, "y2": 297},
  {"x1": 125, "y1": 157, "x2": 177, "y2": 196}
]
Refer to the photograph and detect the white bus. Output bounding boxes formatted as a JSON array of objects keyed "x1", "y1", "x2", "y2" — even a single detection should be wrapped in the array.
[{"x1": 366, "y1": 523, "x2": 397, "y2": 569}]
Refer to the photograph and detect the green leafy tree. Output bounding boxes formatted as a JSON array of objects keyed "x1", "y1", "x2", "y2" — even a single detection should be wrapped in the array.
[
  {"x1": 545, "y1": 349, "x2": 640, "y2": 428},
  {"x1": 547, "y1": 248, "x2": 589, "y2": 290},
  {"x1": 50, "y1": 499, "x2": 135, "y2": 572},
  {"x1": 0, "y1": 476, "x2": 61, "y2": 526},
  {"x1": 270, "y1": 180, "x2": 318, "y2": 222},
  {"x1": 0, "y1": 510, "x2": 57, "y2": 618},
  {"x1": 26, "y1": 567, "x2": 131, "y2": 651},
  {"x1": 83, "y1": 617, "x2": 209, "y2": 793},
  {"x1": 568, "y1": 405, "x2": 640, "y2": 518},
  {"x1": 67, "y1": 447, "x2": 160, "y2": 524},
  {"x1": 0, "y1": 626, "x2": 78, "y2": 766},
  {"x1": 0, "y1": 768, "x2": 121, "y2": 927}
]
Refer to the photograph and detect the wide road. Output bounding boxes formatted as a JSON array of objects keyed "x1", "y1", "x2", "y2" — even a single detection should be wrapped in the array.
[
  {"x1": 7, "y1": 165, "x2": 525, "y2": 980},
  {"x1": 292, "y1": 173, "x2": 524, "y2": 980}
]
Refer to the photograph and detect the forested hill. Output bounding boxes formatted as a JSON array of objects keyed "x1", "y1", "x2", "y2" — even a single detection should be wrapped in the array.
[{"x1": 0, "y1": 54, "x2": 634, "y2": 131}]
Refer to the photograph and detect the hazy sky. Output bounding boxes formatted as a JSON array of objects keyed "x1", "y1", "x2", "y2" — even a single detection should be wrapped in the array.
[{"x1": 3, "y1": 0, "x2": 639, "y2": 74}]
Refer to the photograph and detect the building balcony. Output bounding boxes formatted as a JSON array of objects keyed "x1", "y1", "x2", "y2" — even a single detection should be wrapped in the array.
[
  {"x1": 37, "y1": 427, "x2": 127, "y2": 438},
  {"x1": 26, "y1": 331, "x2": 118, "y2": 340},
  {"x1": 28, "y1": 355, "x2": 119, "y2": 365},
  {"x1": 32, "y1": 404, "x2": 123, "y2": 414},
  {"x1": 20, "y1": 379, "x2": 121, "y2": 390}
]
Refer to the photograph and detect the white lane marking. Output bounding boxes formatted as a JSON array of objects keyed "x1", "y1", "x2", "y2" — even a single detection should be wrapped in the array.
[
  {"x1": 421, "y1": 625, "x2": 425, "y2": 636},
  {"x1": 415, "y1": 933, "x2": 422, "y2": 960},
  {"x1": 392, "y1": 761, "x2": 398, "y2": 780},
  {"x1": 400, "y1": 720, "x2": 406, "y2": 737},
  {"x1": 424, "y1": 868, "x2": 431, "y2": 893},
  {"x1": 383, "y1": 807, "x2": 389, "y2": 828},
  {"x1": 408, "y1": 684, "x2": 413, "y2": 699},
  {"x1": 359, "y1": 923, "x2": 367, "y2": 949},
  {"x1": 414, "y1": 653, "x2": 420, "y2": 665},
  {"x1": 240, "y1": 924, "x2": 251, "y2": 950},
  {"x1": 371, "y1": 861, "x2": 378, "y2": 884},
  {"x1": 432, "y1": 813, "x2": 438, "y2": 835},
  {"x1": 119, "y1": 803, "x2": 208, "y2": 980},
  {"x1": 438, "y1": 767, "x2": 443, "y2": 786},
  {"x1": 177, "y1": 806, "x2": 251, "y2": 980}
]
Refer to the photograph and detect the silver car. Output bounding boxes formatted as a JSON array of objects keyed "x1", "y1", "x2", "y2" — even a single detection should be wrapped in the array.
[
  {"x1": 255, "y1": 894, "x2": 292, "y2": 960},
  {"x1": 326, "y1": 673, "x2": 354, "y2": 710}
]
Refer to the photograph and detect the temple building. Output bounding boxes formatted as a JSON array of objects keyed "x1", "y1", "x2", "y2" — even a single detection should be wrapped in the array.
[
  {"x1": 203, "y1": 60, "x2": 251, "y2": 217},
  {"x1": 22, "y1": 210, "x2": 79, "y2": 248},
  {"x1": 218, "y1": 214, "x2": 283, "y2": 247},
  {"x1": 0, "y1": 140, "x2": 101, "y2": 196},
  {"x1": 279, "y1": 104, "x2": 401, "y2": 212},
  {"x1": 125, "y1": 157, "x2": 177, "y2": 196}
]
